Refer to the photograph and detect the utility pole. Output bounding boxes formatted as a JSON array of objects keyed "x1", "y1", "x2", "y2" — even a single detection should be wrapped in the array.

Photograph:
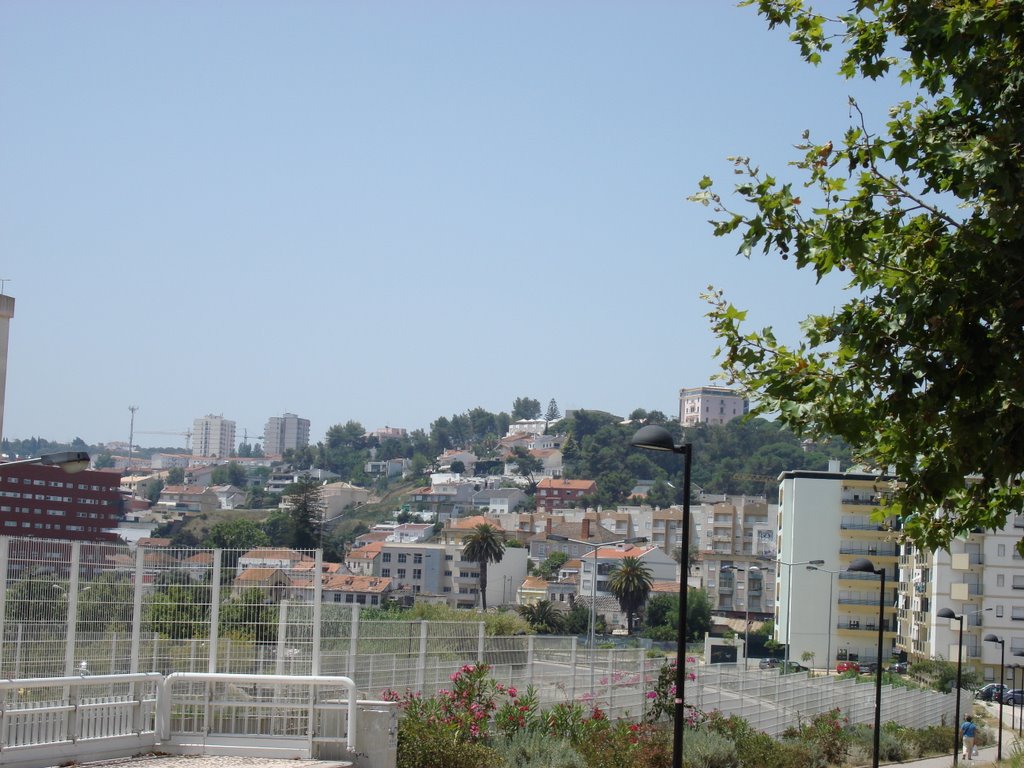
[{"x1": 128, "y1": 406, "x2": 138, "y2": 474}]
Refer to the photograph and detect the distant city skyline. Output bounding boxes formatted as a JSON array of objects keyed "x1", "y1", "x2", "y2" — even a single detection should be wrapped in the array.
[{"x1": 1, "y1": 2, "x2": 908, "y2": 449}]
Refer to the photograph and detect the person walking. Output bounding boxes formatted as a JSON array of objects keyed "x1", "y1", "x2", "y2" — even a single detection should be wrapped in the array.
[{"x1": 960, "y1": 714, "x2": 977, "y2": 760}]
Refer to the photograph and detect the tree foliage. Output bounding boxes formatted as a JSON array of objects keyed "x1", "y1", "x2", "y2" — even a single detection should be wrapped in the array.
[
  {"x1": 462, "y1": 523, "x2": 506, "y2": 610},
  {"x1": 607, "y1": 556, "x2": 654, "y2": 635},
  {"x1": 283, "y1": 477, "x2": 324, "y2": 550},
  {"x1": 517, "y1": 600, "x2": 564, "y2": 634},
  {"x1": 511, "y1": 396, "x2": 542, "y2": 421},
  {"x1": 695, "y1": 1, "x2": 1024, "y2": 550}
]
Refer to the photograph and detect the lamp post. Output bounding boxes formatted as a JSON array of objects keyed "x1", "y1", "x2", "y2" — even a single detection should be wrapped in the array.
[
  {"x1": 985, "y1": 633, "x2": 1005, "y2": 762},
  {"x1": 1011, "y1": 665, "x2": 1020, "y2": 733},
  {"x1": 547, "y1": 533, "x2": 646, "y2": 698},
  {"x1": 0, "y1": 451, "x2": 91, "y2": 474},
  {"x1": 848, "y1": 557, "x2": 886, "y2": 768},
  {"x1": 630, "y1": 424, "x2": 690, "y2": 768},
  {"x1": 807, "y1": 565, "x2": 839, "y2": 672},
  {"x1": 722, "y1": 565, "x2": 759, "y2": 669},
  {"x1": 938, "y1": 607, "x2": 965, "y2": 767},
  {"x1": 773, "y1": 557, "x2": 825, "y2": 671}
]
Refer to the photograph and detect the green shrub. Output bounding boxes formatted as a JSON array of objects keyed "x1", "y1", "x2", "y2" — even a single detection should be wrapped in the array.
[
  {"x1": 396, "y1": 716, "x2": 500, "y2": 768},
  {"x1": 878, "y1": 729, "x2": 914, "y2": 762},
  {"x1": 682, "y1": 729, "x2": 738, "y2": 768},
  {"x1": 493, "y1": 730, "x2": 585, "y2": 768},
  {"x1": 911, "y1": 723, "x2": 955, "y2": 755},
  {"x1": 773, "y1": 739, "x2": 827, "y2": 768}
]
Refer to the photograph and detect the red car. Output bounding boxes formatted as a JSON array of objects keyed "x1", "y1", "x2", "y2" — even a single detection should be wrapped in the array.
[{"x1": 836, "y1": 661, "x2": 860, "y2": 673}]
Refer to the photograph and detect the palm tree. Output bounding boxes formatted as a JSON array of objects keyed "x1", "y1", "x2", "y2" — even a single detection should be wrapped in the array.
[
  {"x1": 518, "y1": 600, "x2": 564, "y2": 634},
  {"x1": 462, "y1": 523, "x2": 506, "y2": 610},
  {"x1": 607, "y1": 556, "x2": 653, "y2": 635}
]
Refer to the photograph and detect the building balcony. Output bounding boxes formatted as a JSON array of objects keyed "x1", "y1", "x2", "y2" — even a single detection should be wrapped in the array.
[{"x1": 839, "y1": 546, "x2": 898, "y2": 558}]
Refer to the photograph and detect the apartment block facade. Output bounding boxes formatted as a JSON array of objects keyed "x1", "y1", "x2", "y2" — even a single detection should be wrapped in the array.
[
  {"x1": 695, "y1": 495, "x2": 778, "y2": 617},
  {"x1": 678, "y1": 386, "x2": 749, "y2": 427},
  {"x1": 777, "y1": 468, "x2": 901, "y2": 667},
  {"x1": 263, "y1": 413, "x2": 310, "y2": 457},
  {"x1": 191, "y1": 414, "x2": 236, "y2": 458},
  {"x1": 898, "y1": 515, "x2": 1024, "y2": 683},
  {"x1": 0, "y1": 463, "x2": 121, "y2": 542}
]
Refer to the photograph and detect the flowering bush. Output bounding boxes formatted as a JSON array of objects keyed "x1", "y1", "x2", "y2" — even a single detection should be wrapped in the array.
[{"x1": 643, "y1": 658, "x2": 700, "y2": 725}]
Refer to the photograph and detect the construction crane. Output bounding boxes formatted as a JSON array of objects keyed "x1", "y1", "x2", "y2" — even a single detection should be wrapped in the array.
[{"x1": 136, "y1": 430, "x2": 193, "y2": 450}]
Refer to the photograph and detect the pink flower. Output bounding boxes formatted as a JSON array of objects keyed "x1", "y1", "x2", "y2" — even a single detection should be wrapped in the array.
[
  {"x1": 507, "y1": 687, "x2": 517, "y2": 698},
  {"x1": 646, "y1": 691, "x2": 657, "y2": 699}
]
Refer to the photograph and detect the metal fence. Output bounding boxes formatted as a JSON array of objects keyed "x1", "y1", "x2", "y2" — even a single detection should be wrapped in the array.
[
  {"x1": 0, "y1": 537, "x2": 660, "y2": 721},
  {"x1": 0, "y1": 536, "x2": 966, "y2": 732}
]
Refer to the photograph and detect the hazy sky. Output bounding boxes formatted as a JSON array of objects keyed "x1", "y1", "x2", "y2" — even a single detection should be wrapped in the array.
[{"x1": 1, "y1": 1, "x2": 904, "y2": 449}]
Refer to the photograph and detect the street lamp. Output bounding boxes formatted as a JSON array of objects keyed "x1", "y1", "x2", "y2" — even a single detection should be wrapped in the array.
[
  {"x1": 938, "y1": 607, "x2": 965, "y2": 767},
  {"x1": 0, "y1": 451, "x2": 91, "y2": 474},
  {"x1": 630, "y1": 424, "x2": 690, "y2": 768},
  {"x1": 985, "y1": 633, "x2": 1005, "y2": 762},
  {"x1": 848, "y1": 557, "x2": 886, "y2": 768},
  {"x1": 807, "y1": 565, "x2": 839, "y2": 672},
  {"x1": 722, "y1": 564, "x2": 759, "y2": 670},
  {"x1": 547, "y1": 533, "x2": 646, "y2": 697},
  {"x1": 770, "y1": 557, "x2": 825, "y2": 671}
]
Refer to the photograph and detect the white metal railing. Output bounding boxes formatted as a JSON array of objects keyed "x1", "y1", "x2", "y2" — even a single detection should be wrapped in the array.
[
  {"x1": 0, "y1": 673, "x2": 162, "y2": 768},
  {"x1": 158, "y1": 672, "x2": 358, "y2": 755}
]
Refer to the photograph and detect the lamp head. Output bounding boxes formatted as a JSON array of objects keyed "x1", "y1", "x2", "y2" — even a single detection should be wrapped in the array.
[
  {"x1": 985, "y1": 633, "x2": 1003, "y2": 644},
  {"x1": 40, "y1": 451, "x2": 91, "y2": 474},
  {"x1": 848, "y1": 557, "x2": 879, "y2": 574},
  {"x1": 630, "y1": 425, "x2": 683, "y2": 454},
  {"x1": 938, "y1": 607, "x2": 959, "y2": 620}
]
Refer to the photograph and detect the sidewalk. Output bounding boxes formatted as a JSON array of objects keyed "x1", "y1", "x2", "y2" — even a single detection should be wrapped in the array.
[{"x1": 903, "y1": 745, "x2": 1001, "y2": 767}]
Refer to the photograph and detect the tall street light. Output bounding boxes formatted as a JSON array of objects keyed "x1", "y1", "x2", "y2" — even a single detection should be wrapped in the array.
[
  {"x1": 0, "y1": 451, "x2": 91, "y2": 474},
  {"x1": 938, "y1": 607, "x2": 965, "y2": 767},
  {"x1": 722, "y1": 564, "x2": 759, "y2": 669},
  {"x1": 985, "y1": 633, "x2": 1005, "y2": 762},
  {"x1": 630, "y1": 424, "x2": 690, "y2": 768},
  {"x1": 807, "y1": 565, "x2": 839, "y2": 672},
  {"x1": 848, "y1": 557, "x2": 886, "y2": 768},
  {"x1": 547, "y1": 533, "x2": 646, "y2": 698},
  {"x1": 771, "y1": 557, "x2": 825, "y2": 671}
]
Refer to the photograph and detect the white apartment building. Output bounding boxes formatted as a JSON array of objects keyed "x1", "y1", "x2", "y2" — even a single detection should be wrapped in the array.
[
  {"x1": 192, "y1": 414, "x2": 236, "y2": 458},
  {"x1": 776, "y1": 467, "x2": 901, "y2": 668},
  {"x1": 900, "y1": 514, "x2": 1024, "y2": 683},
  {"x1": 678, "y1": 386, "x2": 749, "y2": 427},
  {"x1": 264, "y1": 413, "x2": 311, "y2": 457}
]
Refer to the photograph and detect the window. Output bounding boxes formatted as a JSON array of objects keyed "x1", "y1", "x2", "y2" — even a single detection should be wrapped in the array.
[
  {"x1": 414, "y1": 553, "x2": 423, "y2": 564},
  {"x1": 999, "y1": 544, "x2": 1007, "y2": 557},
  {"x1": 381, "y1": 568, "x2": 391, "y2": 577},
  {"x1": 398, "y1": 554, "x2": 408, "y2": 563},
  {"x1": 445, "y1": 554, "x2": 454, "y2": 561},
  {"x1": 445, "y1": 570, "x2": 452, "y2": 576},
  {"x1": 397, "y1": 568, "x2": 406, "y2": 578},
  {"x1": 413, "y1": 569, "x2": 422, "y2": 579},
  {"x1": 997, "y1": 606, "x2": 1005, "y2": 617},
  {"x1": 998, "y1": 574, "x2": 1005, "y2": 587},
  {"x1": 382, "y1": 553, "x2": 391, "y2": 563}
]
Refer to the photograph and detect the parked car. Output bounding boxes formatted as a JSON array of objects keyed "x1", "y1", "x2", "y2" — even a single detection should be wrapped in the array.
[
  {"x1": 889, "y1": 661, "x2": 909, "y2": 674},
  {"x1": 1004, "y1": 689, "x2": 1024, "y2": 706},
  {"x1": 860, "y1": 661, "x2": 879, "y2": 675},
  {"x1": 836, "y1": 661, "x2": 860, "y2": 673},
  {"x1": 976, "y1": 683, "x2": 1008, "y2": 701},
  {"x1": 759, "y1": 658, "x2": 781, "y2": 670},
  {"x1": 780, "y1": 661, "x2": 809, "y2": 674}
]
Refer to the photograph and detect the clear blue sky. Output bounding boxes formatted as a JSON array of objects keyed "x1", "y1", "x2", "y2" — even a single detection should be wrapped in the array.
[{"x1": 1, "y1": 1, "x2": 903, "y2": 449}]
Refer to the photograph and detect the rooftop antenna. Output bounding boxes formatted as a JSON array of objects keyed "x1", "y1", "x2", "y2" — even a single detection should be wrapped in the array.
[{"x1": 0, "y1": 279, "x2": 9, "y2": 295}]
